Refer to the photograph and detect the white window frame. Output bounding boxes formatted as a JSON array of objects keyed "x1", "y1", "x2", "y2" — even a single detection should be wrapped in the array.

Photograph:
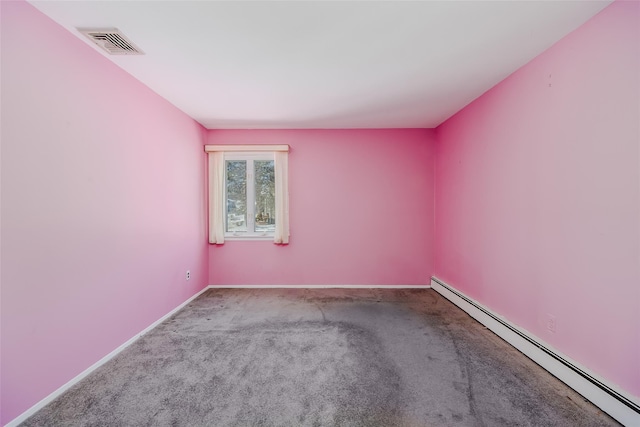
[{"x1": 224, "y1": 152, "x2": 275, "y2": 240}]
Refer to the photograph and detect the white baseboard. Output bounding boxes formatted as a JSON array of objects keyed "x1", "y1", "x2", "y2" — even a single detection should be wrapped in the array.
[
  {"x1": 6, "y1": 286, "x2": 211, "y2": 427},
  {"x1": 431, "y1": 276, "x2": 640, "y2": 426},
  {"x1": 207, "y1": 284, "x2": 431, "y2": 289}
]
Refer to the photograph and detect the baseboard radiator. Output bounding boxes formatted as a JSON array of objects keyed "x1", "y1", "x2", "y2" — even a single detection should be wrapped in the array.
[{"x1": 430, "y1": 276, "x2": 639, "y2": 426}]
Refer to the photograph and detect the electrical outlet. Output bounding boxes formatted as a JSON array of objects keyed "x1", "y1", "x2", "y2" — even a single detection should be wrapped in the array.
[
  {"x1": 546, "y1": 314, "x2": 556, "y2": 333},
  {"x1": 186, "y1": 270, "x2": 191, "y2": 281}
]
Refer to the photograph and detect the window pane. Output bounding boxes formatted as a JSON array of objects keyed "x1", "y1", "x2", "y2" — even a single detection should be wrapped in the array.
[
  {"x1": 226, "y1": 160, "x2": 246, "y2": 232},
  {"x1": 254, "y1": 160, "x2": 275, "y2": 233}
]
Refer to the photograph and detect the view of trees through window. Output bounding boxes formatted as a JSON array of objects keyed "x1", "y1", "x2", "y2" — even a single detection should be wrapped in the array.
[
  {"x1": 226, "y1": 161, "x2": 246, "y2": 232},
  {"x1": 225, "y1": 158, "x2": 275, "y2": 234},
  {"x1": 254, "y1": 160, "x2": 275, "y2": 232}
]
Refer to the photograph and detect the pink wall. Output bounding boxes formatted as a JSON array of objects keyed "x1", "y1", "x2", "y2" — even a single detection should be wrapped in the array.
[
  {"x1": 435, "y1": 0, "x2": 639, "y2": 398},
  {"x1": 207, "y1": 129, "x2": 435, "y2": 286},
  {"x1": 2, "y1": 0, "x2": 635, "y2": 423},
  {"x1": 0, "y1": 2, "x2": 209, "y2": 424}
]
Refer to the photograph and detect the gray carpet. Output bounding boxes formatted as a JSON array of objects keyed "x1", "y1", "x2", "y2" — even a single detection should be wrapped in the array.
[{"x1": 22, "y1": 288, "x2": 619, "y2": 426}]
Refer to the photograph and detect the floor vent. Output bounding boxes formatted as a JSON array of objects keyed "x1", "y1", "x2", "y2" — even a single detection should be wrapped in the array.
[{"x1": 78, "y1": 28, "x2": 144, "y2": 55}]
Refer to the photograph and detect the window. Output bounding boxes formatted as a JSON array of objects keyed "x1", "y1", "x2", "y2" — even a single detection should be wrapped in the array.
[
  {"x1": 225, "y1": 152, "x2": 275, "y2": 238},
  {"x1": 205, "y1": 145, "x2": 289, "y2": 245}
]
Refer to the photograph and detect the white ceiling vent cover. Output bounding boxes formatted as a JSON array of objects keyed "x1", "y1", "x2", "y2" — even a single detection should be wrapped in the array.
[{"x1": 78, "y1": 28, "x2": 144, "y2": 55}]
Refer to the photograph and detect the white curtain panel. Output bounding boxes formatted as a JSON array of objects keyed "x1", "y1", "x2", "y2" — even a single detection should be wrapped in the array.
[
  {"x1": 208, "y1": 152, "x2": 225, "y2": 244},
  {"x1": 274, "y1": 151, "x2": 290, "y2": 244}
]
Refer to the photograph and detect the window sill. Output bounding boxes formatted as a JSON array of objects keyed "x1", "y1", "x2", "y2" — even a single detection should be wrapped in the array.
[{"x1": 224, "y1": 235, "x2": 274, "y2": 241}]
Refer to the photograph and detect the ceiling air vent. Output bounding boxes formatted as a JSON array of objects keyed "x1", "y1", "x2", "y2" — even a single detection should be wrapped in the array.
[{"x1": 78, "y1": 28, "x2": 144, "y2": 55}]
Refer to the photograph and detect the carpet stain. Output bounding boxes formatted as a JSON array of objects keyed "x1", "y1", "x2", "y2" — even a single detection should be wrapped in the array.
[{"x1": 22, "y1": 320, "x2": 401, "y2": 427}]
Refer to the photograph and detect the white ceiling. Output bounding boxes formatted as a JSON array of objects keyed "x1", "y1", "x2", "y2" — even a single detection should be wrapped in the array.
[{"x1": 29, "y1": 1, "x2": 611, "y2": 129}]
